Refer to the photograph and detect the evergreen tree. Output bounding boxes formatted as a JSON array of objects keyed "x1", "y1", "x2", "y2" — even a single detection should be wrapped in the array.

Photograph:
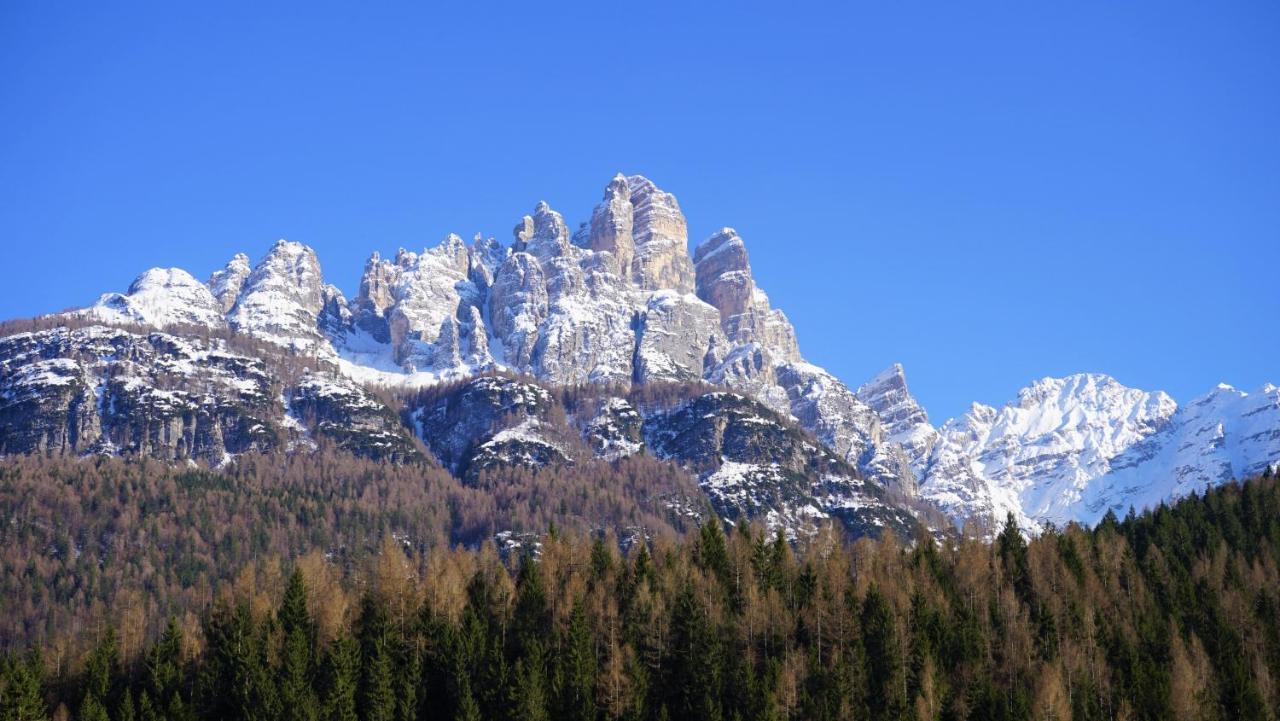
[
  {"x1": 861, "y1": 585, "x2": 906, "y2": 721},
  {"x1": 510, "y1": 641, "x2": 549, "y2": 721},
  {"x1": 0, "y1": 650, "x2": 46, "y2": 721},
  {"x1": 144, "y1": 618, "x2": 188, "y2": 720},
  {"x1": 277, "y1": 569, "x2": 318, "y2": 721},
  {"x1": 452, "y1": 677, "x2": 480, "y2": 721},
  {"x1": 320, "y1": 638, "x2": 359, "y2": 721},
  {"x1": 553, "y1": 600, "x2": 596, "y2": 721},
  {"x1": 356, "y1": 595, "x2": 396, "y2": 721}
]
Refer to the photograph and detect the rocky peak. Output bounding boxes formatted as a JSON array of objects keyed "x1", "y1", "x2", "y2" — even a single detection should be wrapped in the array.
[
  {"x1": 228, "y1": 240, "x2": 328, "y2": 350},
  {"x1": 586, "y1": 173, "x2": 636, "y2": 276},
  {"x1": 920, "y1": 375, "x2": 1179, "y2": 531},
  {"x1": 514, "y1": 202, "x2": 571, "y2": 262},
  {"x1": 208, "y1": 253, "x2": 251, "y2": 313},
  {"x1": 856, "y1": 363, "x2": 937, "y2": 471},
  {"x1": 352, "y1": 251, "x2": 399, "y2": 342},
  {"x1": 626, "y1": 175, "x2": 695, "y2": 293},
  {"x1": 694, "y1": 227, "x2": 755, "y2": 325}
]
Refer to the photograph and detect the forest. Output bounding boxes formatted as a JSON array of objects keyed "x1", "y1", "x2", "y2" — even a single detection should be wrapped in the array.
[{"x1": 4, "y1": 466, "x2": 1280, "y2": 720}]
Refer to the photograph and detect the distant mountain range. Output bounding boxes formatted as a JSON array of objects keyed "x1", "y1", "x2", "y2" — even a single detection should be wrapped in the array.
[{"x1": 3, "y1": 174, "x2": 1276, "y2": 536}]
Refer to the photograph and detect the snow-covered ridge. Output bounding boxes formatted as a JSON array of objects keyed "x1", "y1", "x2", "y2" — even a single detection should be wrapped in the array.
[
  {"x1": 52, "y1": 173, "x2": 1280, "y2": 533},
  {"x1": 71, "y1": 173, "x2": 895, "y2": 492}
]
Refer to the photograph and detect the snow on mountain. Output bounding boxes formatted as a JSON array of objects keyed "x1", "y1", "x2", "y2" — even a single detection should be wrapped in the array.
[
  {"x1": 912, "y1": 371, "x2": 1271, "y2": 532},
  {"x1": 48, "y1": 173, "x2": 1280, "y2": 534},
  {"x1": 856, "y1": 363, "x2": 938, "y2": 475},
  {"x1": 1077, "y1": 382, "x2": 1280, "y2": 524},
  {"x1": 82, "y1": 268, "x2": 227, "y2": 330},
  {"x1": 227, "y1": 240, "x2": 332, "y2": 353}
]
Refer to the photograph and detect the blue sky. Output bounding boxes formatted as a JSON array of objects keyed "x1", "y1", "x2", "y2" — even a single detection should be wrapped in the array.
[{"x1": 2, "y1": 1, "x2": 1278, "y2": 422}]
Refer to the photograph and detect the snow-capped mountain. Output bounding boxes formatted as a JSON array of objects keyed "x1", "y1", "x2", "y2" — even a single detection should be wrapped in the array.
[
  {"x1": 73, "y1": 174, "x2": 896, "y2": 486},
  {"x1": 913, "y1": 373, "x2": 1280, "y2": 532},
  {"x1": 11, "y1": 172, "x2": 1279, "y2": 535}
]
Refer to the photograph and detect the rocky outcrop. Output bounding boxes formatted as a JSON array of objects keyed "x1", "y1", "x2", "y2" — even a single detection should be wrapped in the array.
[
  {"x1": 0, "y1": 326, "x2": 279, "y2": 462},
  {"x1": 633, "y1": 292, "x2": 725, "y2": 384},
  {"x1": 289, "y1": 374, "x2": 422, "y2": 463},
  {"x1": 585, "y1": 174, "x2": 635, "y2": 277},
  {"x1": 0, "y1": 326, "x2": 418, "y2": 466},
  {"x1": 209, "y1": 254, "x2": 252, "y2": 313},
  {"x1": 855, "y1": 364, "x2": 938, "y2": 476},
  {"x1": 228, "y1": 240, "x2": 328, "y2": 351},
  {"x1": 407, "y1": 376, "x2": 555, "y2": 475},
  {"x1": 643, "y1": 392, "x2": 915, "y2": 538},
  {"x1": 626, "y1": 176, "x2": 695, "y2": 293}
]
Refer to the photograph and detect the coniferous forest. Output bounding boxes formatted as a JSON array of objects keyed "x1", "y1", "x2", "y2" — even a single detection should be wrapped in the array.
[{"x1": 4, "y1": 467, "x2": 1280, "y2": 720}]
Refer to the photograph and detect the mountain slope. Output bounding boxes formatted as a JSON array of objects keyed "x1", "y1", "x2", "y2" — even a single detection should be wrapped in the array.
[{"x1": 22, "y1": 172, "x2": 1280, "y2": 534}]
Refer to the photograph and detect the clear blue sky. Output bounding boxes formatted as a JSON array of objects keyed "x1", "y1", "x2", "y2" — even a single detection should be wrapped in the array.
[{"x1": 2, "y1": 1, "x2": 1278, "y2": 423}]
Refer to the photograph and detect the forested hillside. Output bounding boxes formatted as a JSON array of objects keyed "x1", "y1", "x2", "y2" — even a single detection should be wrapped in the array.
[
  {"x1": 4, "y1": 471, "x2": 1280, "y2": 721},
  {"x1": 0, "y1": 451, "x2": 704, "y2": 659}
]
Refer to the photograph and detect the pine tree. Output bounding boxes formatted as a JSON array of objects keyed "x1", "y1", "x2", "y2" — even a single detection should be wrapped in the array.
[
  {"x1": 861, "y1": 585, "x2": 906, "y2": 721},
  {"x1": 1, "y1": 650, "x2": 46, "y2": 721},
  {"x1": 81, "y1": 632, "x2": 118, "y2": 712},
  {"x1": 117, "y1": 688, "x2": 137, "y2": 721},
  {"x1": 453, "y1": 676, "x2": 480, "y2": 721},
  {"x1": 77, "y1": 694, "x2": 109, "y2": 721},
  {"x1": 277, "y1": 569, "x2": 318, "y2": 721},
  {"x1": 511, "y1": 641, "x2": 549, "y2": 721},
  {"x1": 144, "y1": 618, "x2": 187, "y2": 720},
  {"x1": 320, "y1": 638, "x2": 359, "y2": 721},
  {"x1": 554, "y1": 600, "x2": 596, "y2": 721},
  {"x1": 395, "y1": 641, "x2": 421, "y2": 721},
  {"x1": 357, "y1": 595, "x2": 396, "y2": 721}
]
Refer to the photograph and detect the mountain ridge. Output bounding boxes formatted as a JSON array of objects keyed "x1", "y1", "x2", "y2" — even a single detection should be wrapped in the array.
[{"x1": 12, "y1": 173, "x2": 1279, "y2": 534}]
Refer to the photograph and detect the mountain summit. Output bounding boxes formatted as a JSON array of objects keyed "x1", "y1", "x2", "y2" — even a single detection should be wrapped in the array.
[{"x1": 15, "y1": 173, "x2": 1278, "y2": 533}]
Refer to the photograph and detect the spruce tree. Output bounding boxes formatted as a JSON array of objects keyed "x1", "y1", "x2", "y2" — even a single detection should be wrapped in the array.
[
  {"x1": 0, "y1": 650, "x2": 46, "y2": 721},
  {"x1": 277, "y1": 570, "x2": 318, "y2": 721},
  {"x1": 861, "y1": 585, "x2": 907, "y2": 721},
  {"x1": 321, "y1": 638, "x2": 359, "y2": 721},
  {"x1": 357, "y1": 595, "x2": 396, "y2": 721},
  {"x1": 554, "y1": 600, "x2": 596, "y2": 721}
]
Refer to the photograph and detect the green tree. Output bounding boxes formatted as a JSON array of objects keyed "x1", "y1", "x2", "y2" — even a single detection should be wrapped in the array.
[
  {"x1": 278, "y1": 569, "x2": 318, "y2": 721},
  {"x1": 357, "y1": 595, "x2": 396, "y2": 721},
  {"x1": 861, "y1": 585, "x2": 906, "y2": 721},
  {"x1": 553, "y1": 600, "x2": 596, "y2": 721},
  {"x1": 320, "y1": 638, "x2": 359, "y2": 721},
  {"x1": 0, "y1": 650, "x2": 46, "y2": 721}
]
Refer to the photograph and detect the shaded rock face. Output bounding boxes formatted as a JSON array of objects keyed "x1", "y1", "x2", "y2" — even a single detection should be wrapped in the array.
[
  {"x1": 582, "y1": 397, "x2": 643, "y2": 460},
  {"x1": 0, "y1": 327, "x2": 279, "y2": 462},
  {"x1": 407, "y1": 376, "x2": 555, "y2": 475},
  {"x1": 400, "y1": 376, "x2": 913, "y2": 539},
  {"x1": 0, "y1": 326, "x2": 415, "y2": 466},
  {"x1": 289, "y1": 374, "x2": 422, "y2": 463},
  {"x1": 642, "y1": 392, "x2": 916, "y2": 539}
]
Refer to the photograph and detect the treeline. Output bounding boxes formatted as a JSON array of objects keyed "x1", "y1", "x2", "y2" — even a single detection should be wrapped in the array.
[
  {"x1": 0, "y1": 451, "x2": 703, "y2": 660},
  {"x1": 6, "y1": 472, "x2": 1280, "y2": 720}
]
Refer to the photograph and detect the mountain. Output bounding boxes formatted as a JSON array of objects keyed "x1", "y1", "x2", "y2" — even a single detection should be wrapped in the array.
[
  {"x1": 68, "y1": 175, "x2": 902, "y2": 489},
  {"x1": 914, "y1": 373, "x2": 1280, "y2": 531},
  {"x1": 4, "y1": 172, "x2": 1277, "y2": 536}
]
